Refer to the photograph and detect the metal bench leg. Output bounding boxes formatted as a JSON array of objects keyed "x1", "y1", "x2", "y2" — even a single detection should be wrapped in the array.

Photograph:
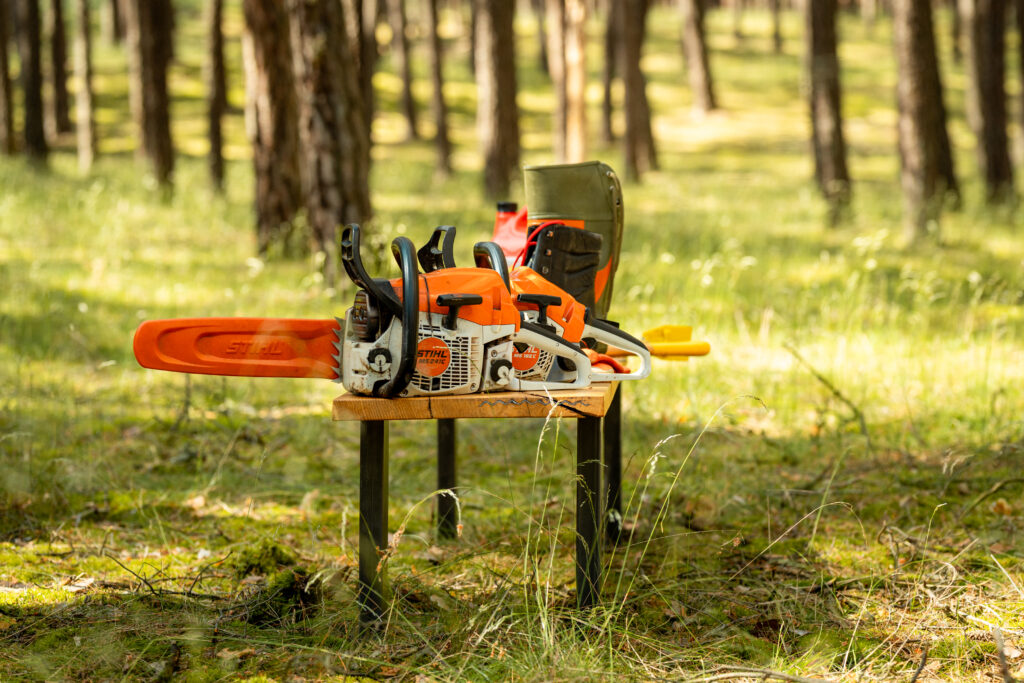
[
  {"x1": 603, "y1": 388, "x2": 623, "y2": 541},
  {"x1": 577, "y1": 416, "x2": 603, "y2": 609},
  {"x1": 436, "y1": 418, "x2": 458, "y2": 539},
  {"x1": 359, "y1": 420, "x2": 389, "y2": 624}
]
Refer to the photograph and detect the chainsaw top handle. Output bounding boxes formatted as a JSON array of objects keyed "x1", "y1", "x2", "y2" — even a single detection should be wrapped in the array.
[
  {"x1": 340, "y1": 224, "x2": 403, "y2": 317},
  {"x1": 473, "y1": 241, "x2": 511, "y2": 290},
  {"x1": 371, "y1": 235, "x2": 420, "y2": 398},
  {"x1": 417, "y1": 225, "x2": 458, "y2": 273}
]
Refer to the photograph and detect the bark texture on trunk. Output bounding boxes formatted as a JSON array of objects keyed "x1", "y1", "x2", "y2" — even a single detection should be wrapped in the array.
[
  {"x1": 950, "y1": 0, "x2": 962, "y2": 62},
  {"x1": 564, "y1": 0, "x2": 586, "y2": 162},
  {"x1": 243, "y1": 0, "x2": 303, "y2": 253},
  {"x1": 805, "y1": 0, "x2": 849, "y2": 216},
  {"x1": 531, "y1": 0, "x2": 548, "y2": 75},
  {"x1": 468, "y1": 0, "x2": 476, "y2": 76},
  {"x1": 21, "y1": 0, "x2": 48, "y2": 160},
  {"x1": 861, "y1": 0, "x2": 877, "y2": 34},
  {"x1": 545, "y1": 0, "x2": 566, "y2": 161},
  {"x1": 50, "y1": 0, "x2": 72, "y2": 134},
  {"x1": 474, "y1": 0, "x2": 519, "y2": 198},
  {"x1": 894, "y1": 0, "x2": 956, "y2": 241},
  {"x1": 680, "y1": 0, "x2": 716, "y2": 114},
  {"x1": 354, "y1": 0, "x2": 376, "y2": 140},
  {"x1": 74, "y1": 0, "x2": 95, "y2": 170},
  {"x1": 428, "y1": 0, "x2": 451, "y2": 175},
  {"x1": 1017, "y1": 0, "x2": 1024, "y2": 163},
  {"x1": 960, "y1": 0, "x2": 1012, "y2": 202},
  {"x1": 123, "y1": 0, "x2": 174, "y2": 185},
  {"x1": 0, "y1": 0, "x2": 14, "y2": 154},
  {"x1": 290, "y1": 0, "x2": 371, "y2": 286},
  {"x1": 101, "y1": 0, "x2": 121, "y2": 43},
  {"x1": 388, "y1": 0, "x2": 418, "y2": 140},
  {"x1": 732, "y1": 0, "x2": 743, "y2": 42},
  {"x1": 622, "y1": 0, "x2": 657, "y2": 181},
  {"x1": 206, "y1": 0, "x2": 226, "y2": 191},
  {"x1": 601, "y1": 0, "x2": 619, "y2": 144},
  {"x1": 770, "y1": 0, "x2": 783, "y2": 52}
]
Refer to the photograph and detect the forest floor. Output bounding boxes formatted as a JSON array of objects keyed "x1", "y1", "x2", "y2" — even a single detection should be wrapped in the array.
[{"x1": 3, "y1": 3, "x2": 1024, "y2": 682}]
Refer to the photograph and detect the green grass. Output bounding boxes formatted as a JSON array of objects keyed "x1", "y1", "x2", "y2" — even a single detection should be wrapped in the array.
[{"x1": 3, "y1": 2, "x2": 1024, "y2": 681}]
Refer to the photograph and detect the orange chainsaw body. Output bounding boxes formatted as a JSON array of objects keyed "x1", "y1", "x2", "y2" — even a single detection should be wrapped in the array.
[
  {"x1": 389, "y1": 269, "x2": 521, "y2": 329},
  {"x1": 507, "y1": 266, "x2": 586, "y2": 342}
]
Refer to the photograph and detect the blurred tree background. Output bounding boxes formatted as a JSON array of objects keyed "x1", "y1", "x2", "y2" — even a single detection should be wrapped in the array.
[{"x1": 4, "y1": 0, "x2": 1019, "y2": 248}]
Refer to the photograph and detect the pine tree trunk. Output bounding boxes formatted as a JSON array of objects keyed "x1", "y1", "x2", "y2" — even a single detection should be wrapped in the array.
[
  {"x1": 960, "y1": 0, "x2": 1013, "y2": 203},
  {"x1": 101, "y1": 0, "x2": 122, "y2": 43},
  {"x1": 474, "y1": 0, "x2": 519, "y2": 198},
  {"x1": 732, "y1": 0, "x2": 743, "y2": 43},
  {"x1": 531, "y1": 0, "x2": 548, "y2": 75},
  {"x1": 1016, "y1": 0, "x2": 1024, "y2": 164},
  {"x1": 242, "y1": 0, "x2": 303, "y2": 253},
  {"x1": 21, "y1": 0, "x2": 48, "y2": 160},
  {"x1": 206, "y1": 0, "x2": 225, "y2": 191},
  {"x1": 564, "y1": 0, "x2": 586, "y2": 162},
  {"x1": 428, "y1": 0, "x2": 451, "y2": 175},
  {"x1": 894, "y1": 0, "x2": 956, "y2": 241},
  {"x1": 74, "y1": 0, "x2": 95, "y2": 171},
  {"x1": 622, "y1": 0, "x2": 657, "y2": 181},
  {"x1": 49, "y1": 0, "x2": 72, "y2": 134},
  {"x1": 861, "y1": 0, "x2": 877, "y2": 35},
  {"x1": 0, "y1": 0, "x2": 15, "y2": 154},
  {"x1": 950, "y1": 0, "x2": 962, "y2": 62},
  {"x1": 388, "y1": 0, "x2": 418, "y2": 140},
  {"x1": 545, "y1": 0, "x2": 566, "y2": 161},
  {"x1": 680, "y1": 0, "x2": 716, "y2": 114},
  {"x1": 770, "y1": 0, "x2": 783, "y2": 51},
  {"x1": 468, "y1": 0, "x2": 476, "y2": 76},
  {"x1": 601, "y1": 0, "x2": 619, "y2": 143},
  {"x1": 354, "y1": 0, "x2": 376, "y2": 143},
  {"x1": 290, "y1": 0, "x2": 371, "y2": 287},
  {"x1": 805, "y1": 0, "x2": 849, "y2": 218},
  {"x1": 123, "y1": 0, "x2": 174, "y2": 186}
]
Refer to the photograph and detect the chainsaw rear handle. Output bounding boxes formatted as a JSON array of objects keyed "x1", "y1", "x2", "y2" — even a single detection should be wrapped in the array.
[
  {"x1": 516, "y1": 292, "x2": 561, "y2": 326},
  {"x1": 472, "y1": 241, "x2": 511, "y2": 290},
  {"x1": 371, "y1": 236, "x2": 419, "y2": 398},
  {"x1": 417, "y1": 225, "x2": 457, "y2": 273},
  {"x1": 509, "y1": 320, "x2": 592, "y2": 391},
  {"x1": 341, "y1": 224, "x2": 403, "y2": 317},
  {"x1": 582, "y1": 311, "x2": 651, "y2": 381}
]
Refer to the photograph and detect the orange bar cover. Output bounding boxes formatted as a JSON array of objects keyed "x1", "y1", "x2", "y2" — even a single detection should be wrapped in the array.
[{"x1": 133, "y1": 318, "x2": 341, "y2": 379}]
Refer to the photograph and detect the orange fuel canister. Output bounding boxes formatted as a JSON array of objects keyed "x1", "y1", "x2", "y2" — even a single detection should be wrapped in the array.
[{"x1": 491, "y1": 202, "x2": 529, "y2": 267}]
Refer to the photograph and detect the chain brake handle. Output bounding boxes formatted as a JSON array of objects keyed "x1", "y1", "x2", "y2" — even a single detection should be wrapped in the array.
[
  {"x1": 417, "y1": 225, "x2": 458, "y2": 273},
  {"x1": 340, "y1": 224, "x2": 403, "y2": 317}
]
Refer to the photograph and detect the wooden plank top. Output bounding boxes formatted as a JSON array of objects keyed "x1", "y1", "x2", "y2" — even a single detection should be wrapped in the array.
[{"x1": 333, "y1": 382, "x2": 618, "y2": 421}]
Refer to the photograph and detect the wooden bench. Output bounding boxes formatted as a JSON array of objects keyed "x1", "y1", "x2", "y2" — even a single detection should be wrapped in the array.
[{"x1": 333, "y1": 382, "x2": 623, "y2": 624}]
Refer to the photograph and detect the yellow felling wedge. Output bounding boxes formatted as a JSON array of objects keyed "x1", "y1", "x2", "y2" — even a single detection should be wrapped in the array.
[{"x1": 605, "y1": 324, "x2": 710, "y2": 361}]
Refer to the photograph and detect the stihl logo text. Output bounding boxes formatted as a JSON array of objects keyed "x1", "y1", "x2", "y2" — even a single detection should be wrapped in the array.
[
  {"x1": 224, "y1": 341, "x2": 287, "y2": 356},
  {"x1": 415, "y1": 337, "x2": 451, "y2": 377},
  {"x1": 511, "y1": 345, "x2": 540, "y2": 372}
]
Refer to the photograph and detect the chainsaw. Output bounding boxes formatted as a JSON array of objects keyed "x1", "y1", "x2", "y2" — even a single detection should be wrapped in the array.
[
  {"x1": 134, "y1": 225, "x2": 592, "y2": 397},
  {"x1": 416, "y1": 226, "x2": 653, "y2": 386}
]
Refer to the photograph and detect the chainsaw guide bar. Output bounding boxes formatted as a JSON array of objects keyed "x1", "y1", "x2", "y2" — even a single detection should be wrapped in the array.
[{"x1": 133, "y1": 317, "x2": 343, "y2": 379}]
